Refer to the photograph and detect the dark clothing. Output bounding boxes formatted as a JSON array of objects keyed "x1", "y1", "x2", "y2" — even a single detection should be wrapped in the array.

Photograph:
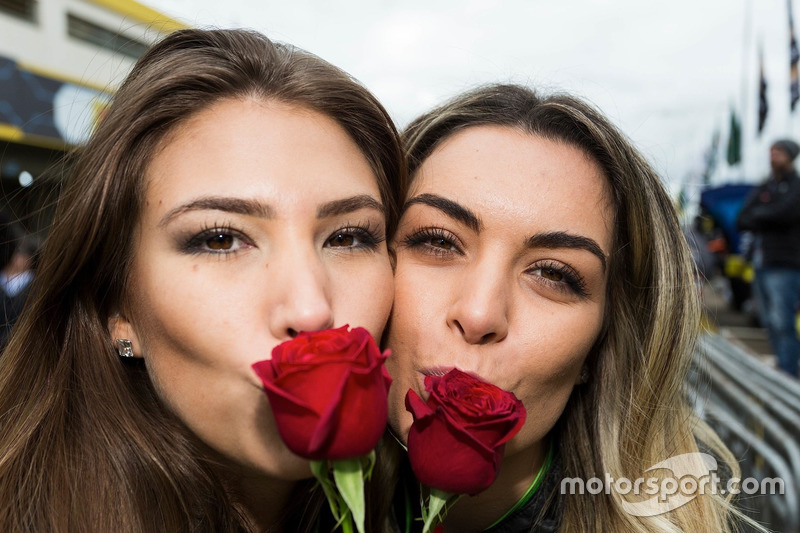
[
  {"x1": 737, "y1": 168, "x2": 800, "y2": 377},
  {"x1": 483, "y1": 455, "x2": 562, "y2": 533},
  {"x1": 737, "y1": 169, "x2": 800, "y2": 269},
  {"x1": 392, "y1": 454, "x2": 563, "y2": 533}
]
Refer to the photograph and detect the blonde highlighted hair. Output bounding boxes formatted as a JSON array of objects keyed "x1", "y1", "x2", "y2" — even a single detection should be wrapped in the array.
[{"x1": 401, "y1": 84, "x2": 750, "y2": 532}]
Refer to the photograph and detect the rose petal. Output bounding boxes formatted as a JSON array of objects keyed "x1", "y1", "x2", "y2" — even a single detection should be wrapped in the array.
[
  {"x1": 404, "y1": 369, "x2": 526, "y2": 495},
  {"x1": 253, "y1": 325, "x2": 390, "y2": 460}
]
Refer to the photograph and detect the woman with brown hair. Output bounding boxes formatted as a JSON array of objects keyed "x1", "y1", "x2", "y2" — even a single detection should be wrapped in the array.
[
  {"x1": 385, "y1": 84, "x2": 753, "y2": 532},
  {"x1": 0, "y1": 28, "x2": 405, "y2": 532}
]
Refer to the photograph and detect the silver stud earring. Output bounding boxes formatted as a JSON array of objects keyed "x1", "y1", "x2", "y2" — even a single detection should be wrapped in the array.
[
  {"x1": 116, "y1": 339, "x2": 134, "y2": 358},
  {"x1": 579, "y1": 366, "x2": 590, "y2": 384}
]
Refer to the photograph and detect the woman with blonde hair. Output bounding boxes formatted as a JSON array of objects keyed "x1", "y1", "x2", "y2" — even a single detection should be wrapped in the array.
[
  {"x1": 0, "y1": 28, "x2": 405, "y2": 532},
  {"x1": 385, "y1": 84, "x2": 749, "y2": 532}
]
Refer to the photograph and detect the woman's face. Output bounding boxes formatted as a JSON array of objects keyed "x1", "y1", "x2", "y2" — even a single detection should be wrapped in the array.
[
  {"x1": 111, "y1": 98, "x2": 394, "y2": 481},
  {"x1": 386, "y1": 125, "x2": 613, "y2": 462}
]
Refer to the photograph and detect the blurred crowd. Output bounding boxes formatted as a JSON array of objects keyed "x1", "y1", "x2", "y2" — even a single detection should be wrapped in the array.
[
  {"x1": 688, "y1": 138, "x2": 800, "y2": 380},
  {"x1": 0, "y1": 211, "x2": 37, "y2": 347}
]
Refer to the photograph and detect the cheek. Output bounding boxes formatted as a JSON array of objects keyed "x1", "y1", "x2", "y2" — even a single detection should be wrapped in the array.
[
  {"x1": 132, "y1": 264, "x2": 244, "y2": 359},
  {"x1": 506, "y1": 306, "x2": 604, "y2": 453},
  {"x1": 384, "y1": 262, "x2": 445, "y2": 373},
  {"x1": 385, "y1": 262, "x2": 455, "y2": 435},
  {"x1": 130, "y1": 280, "x2": 219, "y2": 402},
  {"x1": 330, "y1": 256, "x2": 394, "y2": 340},
  {"x1": 384, "y1": 297, "x2": 417, "y2": 437},
  {"x1": 124, "y1": 253, "x2": 267, "y2": 417}
]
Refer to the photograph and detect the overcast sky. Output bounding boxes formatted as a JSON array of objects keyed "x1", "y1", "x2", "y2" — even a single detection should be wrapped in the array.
[{"x1": 142, "y1": 0, "x2": 797, "y2": 200}]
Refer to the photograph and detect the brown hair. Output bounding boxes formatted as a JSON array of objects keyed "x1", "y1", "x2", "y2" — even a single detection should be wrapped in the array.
[
  {"x1": 0, "y1": 28, "x2": 405, "y2": 532},
  {"x1": 400, "y1": 84, "x2": 746, "y2": 532}
]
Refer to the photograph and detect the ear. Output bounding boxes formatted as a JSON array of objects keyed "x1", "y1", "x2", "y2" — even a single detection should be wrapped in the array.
[{"x1": 108, "y1": 314, "x2": 143, "y2": 358}]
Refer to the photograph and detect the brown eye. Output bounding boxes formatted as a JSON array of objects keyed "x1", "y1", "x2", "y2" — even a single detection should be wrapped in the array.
[
  {"x1": 184, "y1": 227, "x2": 250, "y2": 255},
  {"x1": 429, "y1": 237, "x2": 453, "y2": 249},
  {"x1": 206, "y1": 233, "x2": 235, "y2": 250},
  {"x1": 527, "y1": 262, "x2": 589, "y2": 298},
  {"x1": 327, "y1": 233, "x2": 355, "y2": 247},
  {"x1": 540, "y1": 267, "x2": 563, "y2": 282},
  {"x1": 401, "y1": 227, "x2": 462, "y2": 256},
  {"x1": 324, "y1": 227, "x2": 380, "y2": 250}
]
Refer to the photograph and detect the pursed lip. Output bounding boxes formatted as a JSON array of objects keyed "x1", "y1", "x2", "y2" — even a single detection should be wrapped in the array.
[
  {"x1": 420, "y1": 366, "x2": 456, "y2": 378},
  {"x1": 418, "y1": 366, "x2": 491, "y2": 386},
  {"x1": 418, "y1": 366, "x2": 487, "y2": 381}
]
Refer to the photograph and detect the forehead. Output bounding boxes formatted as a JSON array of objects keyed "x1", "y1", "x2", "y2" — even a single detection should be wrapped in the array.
[
  {"x1": 142, "y1": 98, "x2": 380, "y2": 213},
  {"x1": 410, "y1": 125, "x2": 614, "y2": 250}
]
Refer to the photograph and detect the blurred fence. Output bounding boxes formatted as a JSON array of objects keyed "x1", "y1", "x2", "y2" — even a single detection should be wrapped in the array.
[{"x1": 690, "y1": 333, "x2": 800, "y2": 532}]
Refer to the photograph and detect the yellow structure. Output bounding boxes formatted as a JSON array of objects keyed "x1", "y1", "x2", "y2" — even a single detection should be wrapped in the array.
[{"x1": 0, "y1": 0, "x2": 186, "y2": 230}]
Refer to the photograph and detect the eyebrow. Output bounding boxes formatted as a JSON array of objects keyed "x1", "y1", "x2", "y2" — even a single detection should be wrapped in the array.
[
  {"x1": 403, "y1": 193, "x2": 482, "y2": 232},
  {"x1": 403, "y1": 193, "x2": 607, "y2": 271},
  {"x1": 159, "y1": 197, "x2": 275, "y2": 227},
  {"x1": 317, "y1": 195, "x2": 385, "y2": 218},
  {"x1": 526, "y1": 231, "x2": 607, "y2": 272},
  {"x1": 158, "y1": 194, "x2": 385, "y2": 227}
]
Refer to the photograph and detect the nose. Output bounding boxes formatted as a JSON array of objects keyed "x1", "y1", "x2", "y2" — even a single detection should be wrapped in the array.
[
  {"x1": 268, "y1": 245, "x2": 334, "y2": 339},
  {"x1": 446, "y1": 259, "x2": 510, "y2": 345}
]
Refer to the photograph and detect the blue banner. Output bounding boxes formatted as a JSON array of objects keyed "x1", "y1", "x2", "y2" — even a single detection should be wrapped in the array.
[{"x1": 0, "y1": 55, "x2": 111, "y2": 147}]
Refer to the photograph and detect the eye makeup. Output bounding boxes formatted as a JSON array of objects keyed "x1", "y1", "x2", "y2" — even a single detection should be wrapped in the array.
[{"x1": 399, "y1": 226, "x2": 464, "y2": 258}]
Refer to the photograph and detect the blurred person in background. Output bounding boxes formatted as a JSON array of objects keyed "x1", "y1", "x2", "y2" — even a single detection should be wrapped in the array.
[
  {"x1": 738, "y1": 138, "x2": 800, "y2": 378},
  {"x1": 0, "y1": 232, "x2": 39, "y2": 347},
  {"x1": 0, "y1": 212, "x2": 34, "y2": 348},
  {"x1": 683, "y1": 214, "x2": 720, "y2": 287}
]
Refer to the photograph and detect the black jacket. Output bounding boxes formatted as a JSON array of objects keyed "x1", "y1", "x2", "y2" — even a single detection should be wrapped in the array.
[
  {"x1": 737, "y1": 169, "x2": 800, "y2": 269},
  {"x1": 482, "y1": 455, "x2": 561, "y2": 533}
]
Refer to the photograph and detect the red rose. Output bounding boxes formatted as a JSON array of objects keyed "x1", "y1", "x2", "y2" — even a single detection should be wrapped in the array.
[
  {"x1": 405, "y1": 369, "x2": 526, "y2": 495},
  {"x1": 252, "y1": 325, "x2": 391, "y2": 460}
]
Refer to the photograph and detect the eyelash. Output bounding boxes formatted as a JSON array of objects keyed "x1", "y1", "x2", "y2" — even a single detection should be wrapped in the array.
[
  {"x1": 181, "y1": 221, "x2": 385, "y2": 256},
  {"x1": 182, "y1": 223, "x2": 251, "y2": 256},
  {"x1": 526, "y1": 260, "x2": 589, "y2": 297},
  {"x1": 400, "y1": 227, "x2": 463, "y2": 256},
  {"x1": 324, "y1": 221, "x2": 385, "y2": 251},
  {"x1": 401, "y1": 226, "x2": 589, "y2": 297}
]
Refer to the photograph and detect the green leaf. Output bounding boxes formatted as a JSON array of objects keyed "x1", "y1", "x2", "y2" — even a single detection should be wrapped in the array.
[
  {"x1": 332, "y1": 458, "x2": 366, "y2": 533},
  {"x1": 310, "y1": 460, "x2": 341, "y2": 521}
]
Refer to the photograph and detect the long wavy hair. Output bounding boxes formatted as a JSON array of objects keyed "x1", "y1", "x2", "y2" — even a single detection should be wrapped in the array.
[
  {"x1": 0, "y1": 28, "x2": 406, "y2": 532},
  {"x1": 400, "y1": 84, "x2": 745, "y2": 532}
]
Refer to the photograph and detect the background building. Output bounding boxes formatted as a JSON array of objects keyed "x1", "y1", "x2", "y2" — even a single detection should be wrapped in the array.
[{"x1": 0, "y1": 0, "x2": 184, "y2": 233}]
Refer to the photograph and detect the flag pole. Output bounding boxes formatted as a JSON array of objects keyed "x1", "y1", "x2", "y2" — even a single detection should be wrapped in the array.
[
  {"x1": 758, "y1": 42, "x2": 769, "y2": 139},
  {"x1": 740, "y1": 0, "x2": 754, "y2": 178},
  {"x1": 789, "y1": 0, "x2": 800, "y2": 137}
]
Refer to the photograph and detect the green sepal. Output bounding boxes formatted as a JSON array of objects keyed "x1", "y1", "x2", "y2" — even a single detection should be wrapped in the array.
[
  {"x1": 363, "y1": 449, "x2": 376, "y2": 480},
  {"x1": 310, "y1": 460, "x2": 341, "y2": 521},
  {"x1": 421, "y1": 488, "x2": 450, "y2": 533},
  {"x1": 332, "y1": 458, "x2": 366, "y2": 533}
]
